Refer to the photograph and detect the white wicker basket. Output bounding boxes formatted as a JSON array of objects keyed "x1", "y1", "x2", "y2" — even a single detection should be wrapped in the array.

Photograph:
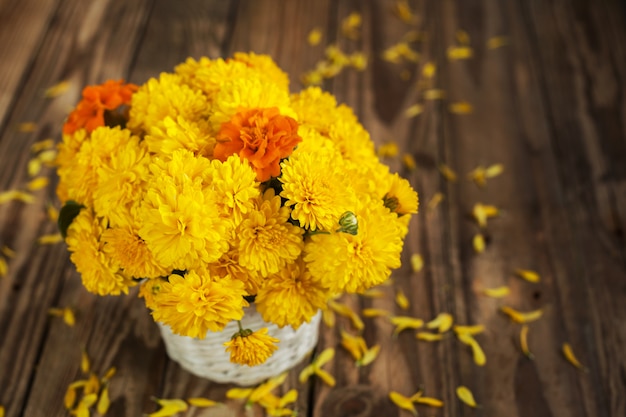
[{"x1": 157, "y1": 305, "x2": 321, "y2": 386}]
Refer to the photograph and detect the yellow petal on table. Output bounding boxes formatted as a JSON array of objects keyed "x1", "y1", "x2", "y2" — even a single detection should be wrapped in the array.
[
  {"x1": 85, "y1": 373, "x2": 100, "y2": 395},
  {"x1": 340, "y1": 330, "x2": 367, "y2": 361},
  {"x1": 404, "y1": 104, "x2": 423, "y2": 118},
  {"x1": 249, "y1": 373, "x2": 287, "y2": 403},
  {"x1": 148, "y1": 398, "x2": 188, "y2": 417},
  {"x1": 500, "y1": 306, "x2": 543, "y2": 324},
  {"x1": 408, "y1": 389, "x2": 423, "y2": 402},
  {"x1": 47, "y1": 204, "x2": 59, "y2": 222},
  {"x1": 402, "y1": 153, "x2": 417, "y2": 171},
  {"x1": 453, "y1": 324, "x2": 486, "y2": 335},
  {"x1": 329, "y1": 300, "x2": 364, "y2": 330},
  {"x1": 416, "y1": 332, "x2": 444, "y2": 342},
  {"x1": 456, "y1": 386, "x2": 478, "y2": 407},
  {"x1": 358, "y1": 344, "x2": 380, "y2": 367},
  {"x1": 102, "y1": 367, "x2": 117, "y2": 382},
  {"x1": 423, "y1": 89, "x2": 446, "y2": 100},
  {"x1": 428, "y1": 192, "x2": 444, "y2": 210},
  {"x1": 226, "y1": 388, "x2": 254, "y2": 400},
  {"x1": 456, "y1": 29, "x2": 471, "y2": 45},
  {"x1": 377, "y1": 141, "x2": 399, "y2": 158},
  {"x1": 467, "y1": 166, "x2": 487, "y2": 187},
  {"x1": 457, "y1": 333, "x2": 486, "y2": 366},
  {"x1": 389, "y1": 391, "x2": 417, "y2": 416},
  {"x1": 390, "y1": 316, "x2": 424, "y2": 335},
  {"x1": 447, "y1": 46, "x2": 473, "y2": 60},
  {"x1": 520, "y1": 325, "x2": 534, "y2": 359},
  {"x1": 17, "y1": 122, "x2": 37, "y2": 132},
  {"x1": 472, "y1": 203, "x2": 499, "y2": 228},
  {"x1": 341, "y1": 12, "x2": 361, "y2": 40},
  {"x1": 448, "y1": 101, "x2": 473, "y2": 114},
  {"x1": 415, "y1": 396, "x2": 444, "y2": 407},
  {"x1": 322, "y1": 308, "x2": 335, "y2": 328},
  {"x1": 422, "y1": 61, "x2": 437, "y2": 78},
  {"x1": 481, "y1": 286, "x2": 510, "y2": 298},
  {"x1": 44, "y1": 80, "x2": 70, "y2": 98},
  {"x1": 38, "y1": 233, "x2": 63, "y2": 245},
  {"x1": 395, "y1": 289, "x2": 410, "y2": 310},
  {"x1": 187, "y1": 398, "x2": 218, "y2": 407},
  {"x1": 487, "y1": 36, "x2": 509, "y2": 49},
  {"x1": 1, "y1": 246, "x2": 15, "y2": 258},
  {"x1": 515, "y1": 269, "x2": 541, "y2": 283},
  {"x1": 64, "y1": 381, "x2": 83, "y2": 409},
  {"x1": 410, "y1": 254, "x2": 423, "y2": 272},
  {"x1": 28, "y1": 158, "x2": 42, "y2": 177},
  {"x1": 485, "y1": 163, "x2": 504, "y2": 178},
  {"x1": 0, "y1": 406, "x2": 4, "y2": 417},
  {"x1": 393, "y1": 0, "x2": 416, "y2": 24},
  {"x1": 97, "y1": 384, "x2": 111, "y2": 414},
  {"x1": 438, "y1": 163, "x2": 457, "y2": 182},
  {"x1": 426, "y1": 313, "x2": 454, "y2": 333},
  {"x1": 562, "y1": 343, "x2": 586, "y2": 371},
  {"x1": 80, "y1": 349, "x2": 90, "y2": 373},
  {"x1": 300, "y1": 348, "x2": 335, "y2": 385},
  {"x1": 472, "y1": 234, "x2": 486, "y2": 253},
  {"x1": 37, "y1": 149, "x2": 58, "y2": 164},
  {"x1": 362, "y1": 308, "x2": 390, "y2": 318},
  {"x1": 315, "y1": 369, "x2": 336, "y2": 387},
  {"x1": 361, "y1": 288, "x2": 385, "y2": 298},
  {"x1": 26, "y1": 177, "x2": 49, "y2": 191},
  {"x1": 31, "y1": 138, "x2": 55, "y2": 153},
  {"x1": 0, "y1": 258, "x2": 7, "y2": 277},
  {"x1": 349, "y1": 52, "x2": 368, "y2": 70},
  {"x1": 307, "y1": 28, "x2": 323, "y2": 46},
  {"x1": 0, "y1": 190, "x2": 35, "y2": 204}
]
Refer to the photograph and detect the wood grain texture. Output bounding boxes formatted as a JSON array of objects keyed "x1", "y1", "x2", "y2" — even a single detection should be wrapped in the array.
[{"x1": 0, "y1": 0, "x2": 624, "y2": 416}]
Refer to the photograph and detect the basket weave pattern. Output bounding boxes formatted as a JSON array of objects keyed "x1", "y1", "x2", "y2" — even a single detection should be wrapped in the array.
[{"x1": 158, "y1": 305, "x2": 321, "y2": 386}]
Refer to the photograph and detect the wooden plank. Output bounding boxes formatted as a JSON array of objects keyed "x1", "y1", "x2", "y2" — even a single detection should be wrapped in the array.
[
  {"x1": 0, "y1": 0, "x2": 154, "y2": 416},
  {"x1": 0, "y1": 0, "x2": 60, "y2": 128}
]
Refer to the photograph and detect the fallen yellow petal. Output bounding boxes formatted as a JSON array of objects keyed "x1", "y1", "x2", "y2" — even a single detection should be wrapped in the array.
[
  {"x1": 31, "y1": 138, "x2": 55, "y2": 153},
  {"x1": 449, "y1": 101, "x2": 473, "y2": 114},
  {"x1": 390, "y1": 316, "x2": 424, "y2": 335},
  {"x1": 472, "y1": 234, "x2": 486, "y2": 253},
  {"x1": 322, "y1": 308, "x2": 335, "y2": 328},
  {"x1": 410, "y1": 254, "x2": 423, "y2": 272},
  {"x1": 340, "y1": 330, "x2": 367, "y2": 361},
  {"x1": 481, "y1": 286, "x2": 510, "y2": 298},
  {"x1": 362, "y1": 308, "x2": 390, "y2": 318},
  {"x1": 447, "y1": 46, "x2": 473, "y2": 60},
  {"x1": 226, "y1": 388, "x2": 254, "y2": 400},
  {"x1": 84, "y1": 373, "x2": 100, "y2": 395},
  {"x1": 38, "y1": 233, "x2": 63, "y2": 245},
  {"x1": 0, "y1": 405, "x2": 4, "y2": 417},
  {"x1": 307, "y1": 28, "x2": 322, "y2": 46},
  {"x1": 456, "y1": 386, "x2": 478, "y2": 407},
  {"x1": 81, "y1": 349, "x2": 90, "y2": 373},
  {"x1": 314, "y1": 347, "x2": 335, "y2": 367},
  {"x1": 187, "y1": 397, "x2": 218, "y2": 407},
  {"x1": 520, "y1": 325, "x2": 534, "y2": 359},
  {"x1": 341, "y1": 12, "x2": 361, "y2": 40},
  {"x1": 395, "y1": 289, "x2": 410, "y2": 310},
  {"x1": 393, "y1": 0, "x2": 416, "y2": 24},
  {"x1": 438, "y1": 163, "x2": 457, "y2": 182},
  {"x1": 0, "y1": 258, "x2": 7, "y2": 278},
  {"x1": 516, "y1": 269, "x2": 541, "y2": 283},
  {"x1": 47, "y1": 204, "x2": 59, "y2": 222},
  {"x1": 422, "y1": 62, "x2": 436, "y2": 78},
  {"x1": 1, "y1": 246, "x2": 15, "y2": 258},
  {"x1": 562, "y1": 343, "x2": 586, "y2": 370},
  {"x1": 44, "y1": 80, "x2": 71, "y2": 98},
  {"x1": 487, "y1": 36, "x2": 509, "y2": 49},
  {"x1": 329, "y1": 300, "x2": 364, "y2": 330},
  {"x1": 485, "y1": 163, "x2": 504, "y2": 178},
  {"x1": 97, "y1": 384, "x2": 111, "y2": 414},
  {"x1": 102, "y1": 367, "x2": 117, "y2": 381},
  {"x1": 457, "y1": 333, "x2": 486, "y2": 366},
  {"x1": 423, "y1": 89, "x2": 446, "y2": 100},
  {"x1": 404, "y1": 104, "x2": 423, "y2": 118},
  {"x1": 28, "y1": 159, "x2": 42, "y2": 177},
  {"x1": 456, "y1": 30, "x2": 471, "y2": 45},
  {"x1": 500, "y1": 306, "x2": 543, "y2": 324},
  {"x1": 467, "y1": 166, "x2": 487, "y2": 187},
  {"x1": 249, "y1": 373, "x2": 287, "y2": 403},
  {"x1": 17, "y1": 122, "x2": 37, "y2": 132},
  {"x1": 402, "y1": 153, "x2": 417, "y2": 171},
  {"x1": 148, "y1": 398, "x2": 188, "y2": 417},
  {"x1": 0, "y1": 190, "x2": 35, "y2": 204},
  {"x1": 315, "y1": 368, "x2": 336, "y2": 387},
  {"x1": 37, "y1": 149, "x2": 57, "y2": 164},
  {"x1": 416, "y1": 332, "x2": 444, "y2": 341},
  {"x1": 361, "y1": 288, "x2": 385, "y2": 298},
  {"x1": 358, "y1": 344, "x2": 380, "y2": 367},
  {"x1": 377, "y1": 142, "x2": 399, "y2": 158},
  {"x1": 63, "y1": 308, "x2": 76, "y2": 328},
  {"x1": 26, "y1": 177, "x2": 49, "y2": 191},
  {"x1": 426, "y1": 313, "x2": 454, "y2": 333},
  {"x1": 428, "y1": 192, "x2": 444, "y2": 210},
  {"x1": 389, "y1": 391, "x2": 417, "y2": 416},
  {"x1": 453, "y1": 324, "x2": 486, "y2": 335},
  {"x1": 298, "y1": 364, "x2": 315, "y2": 384},
  {"x1": 415, "y1": 396, "x2": 444, "y2": 407},
  {"x1": 64, "y1": 383, "x2": 78, "y2": 409}
]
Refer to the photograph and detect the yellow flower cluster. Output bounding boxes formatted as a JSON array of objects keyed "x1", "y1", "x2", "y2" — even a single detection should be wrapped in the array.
[{"x1": 56, "y1": 52, "x2": 418, "y2": 366}]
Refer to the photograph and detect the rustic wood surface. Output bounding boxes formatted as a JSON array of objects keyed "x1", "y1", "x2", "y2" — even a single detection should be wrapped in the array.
[{"x1": 1, "y1": 0, "x2": 625, "y2": 416}]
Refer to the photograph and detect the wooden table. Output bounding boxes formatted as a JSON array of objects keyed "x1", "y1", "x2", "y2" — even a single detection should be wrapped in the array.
[{"x1": 1, "y1": 1, "x2": 625, "y2": 416}]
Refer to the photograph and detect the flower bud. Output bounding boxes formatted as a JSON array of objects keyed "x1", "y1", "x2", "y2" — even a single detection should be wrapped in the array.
[{"x1": 337, "y1": 211, "x2": 358, "y2": 235}]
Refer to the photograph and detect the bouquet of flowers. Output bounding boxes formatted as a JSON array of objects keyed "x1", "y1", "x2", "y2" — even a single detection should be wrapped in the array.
[{"x1": 55, "y1": 52, "x2": 418, "y2": 367}]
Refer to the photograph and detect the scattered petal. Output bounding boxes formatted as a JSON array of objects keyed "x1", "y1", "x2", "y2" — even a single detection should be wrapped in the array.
[
  {"x1": 438, "y1": 163, "x2": 457, "y2": 182},
  {"x1": 17, "y1": 122, "x2": 37, "y2": 132},
  {"x1": 340, "y1": 330, "x2": 367, "y2": 361},
  {"x1": 389, "y1": 391, "x2": 417, "y2": 416},
  {"x1": 26, "y1": 177, "x2": 49, "y2": 191},
  {"x1": 472, "y1": 233, "x2": 486, "y2": 253},
  {"x1": 423, "y1": 89, "x2": 446, "y2": 100},
  {"x1": 427, "y1": 192, "x2": 444, "y2": 210},
  {"x1": 447, "y1": 46, "x2": 473, "y2": 60},
  {"x1": 341, "y1": 12, "x2": 362, "y2": 40},
  {"x1": 31, "y1": 138, "x2": 55, "y2": 153},
  {"x1": 0, "y1": 190, "x2": 35, "y2": 204},
  {"x1": 453, "y1": 325, "x2": 485, "y2": 335},
  {"x1": 361, "y1": 288, "x2": 385, "y2": 298},
  {"x1": 37, "y1": 149, "x2": 58, "y2": 164},
  {"x1": 377, "y1": 142, "x2": 399, "y2": 158},
  {"x1": 47, "y1": 204, "x2": 59, "y2": 222},
  {"x1": 456, "y1": 386, "x2": 478, "y2": 407},
  {"x1": 393, "y1": 0, "x2": 416, "y2": 24},
  {"x1": 416, "y1": 332, "x2": 444, "y2": 341},
  {"x1": 520, "y1": 325, "x2": 534, "y2": 359},
  {"x1": 500, "y1": 306, "x2": 543, "y2": 324},
  {"x1": 402, "y1": 154, "x2": 417, "y2": 171},
  {"x1": 38, "y1": 233, "x2": 63, "y2": 245},
  {"x1": 457, "y1": 333, "x2": 486, "y2": 366},
  {"x1": 410, "y1": 254, "x2": 423, "y2": 272},
  {"x1": 426, "y1": 313, "x2": 454, "y2": 333},
  {"x1": 481, "y1": 286, "x2": 510, "y2": 298},
  {"x1": 390, "y1": 316, "x2": 424, "y2": 335},
  {"x1": 362, "y1": 308, "x2": 390, "y2": 318},
  {"x1": 415, "y1": 396, "x2": 444, "y2": 407},
  {"x1": 349, "y1": 52, "x2": 368, "y2": 70},
  {"x1": 226, "y1": 388, "x2": 254, "y2": 400},
  {"x1": 187, "y1": 398, "x2": 218, "y2": 407},
  {"x1": 449, "y1": 101, "x2": 473, "y2": 114},
  {"x1": 81, "y1": 349, "x2": 90, "y2": 373},
  {"x1": 0, "y1": 258, "x2": 7, "y2": 278},
  {"x1": 97, "y1": 384, "x2": 111, "y2": 414},
  {"x1": 456, "y1": 30, "x2": 471, "y2": 45},
  {"x1": 322, "y1": 308, "x2": 335, "y2": 328},
  {"x1": 329, "y1": 300, "x2": 364, "y2": 330},
  {"x1": 102, "y1": 367, "x2": 117, "y2": 382},
  {"x1": 63, "y1": 308, "x2": 76, "y2": 326},
  {"x1": 44, "y1": 80, "x2": 71, "y2": 98},
  {"x1": 148, "y1": 398, "x2": 188, "y2": 417},
  {"x1": 404, "y1": 104, "x2": 423, "y2": 118},
  {"x1": 422, "y1": 62, "x2": 436, "y2": 78},
  {"x1": 467, "y1": 166, "x2": 487, "y2": 187},
  {"x1": 28, "y1": 159, "x2": 42, "y2": 177},
  {"x1": 395, "y1": 289, "x2": 410, "y2": 310},
  {"x1": 515, "y1": 269, "x2": 540, "y2": 283},
  {"x1": 487, "y1": 36, "x2": 509, "y2": 49},
  {"x1": 315, "y1": 369, "x2": 336, "y2": 387},
  {"x1": 307, "y1": 28, "x2": 323, "y2": 46},
  {"x1": 358, "y1": 344, "x2": 380, "y2": 367},
  {"x1": 562, "y1": 343, "x2": 586, "y2": 371},
  {"x1": 1, "y1": 246, "x2": 15, "y2": 258},
  {"x1": 485, "y1": 163, "x2": 504, "y2": 178}
]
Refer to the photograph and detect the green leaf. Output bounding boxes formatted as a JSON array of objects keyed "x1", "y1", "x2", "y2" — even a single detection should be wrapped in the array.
[{"x1": 58, "y1": 201, "x2": 84, "y2": 238}]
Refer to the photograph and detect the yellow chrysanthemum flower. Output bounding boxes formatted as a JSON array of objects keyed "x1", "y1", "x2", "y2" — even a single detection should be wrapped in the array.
[
  {"x1": 144, "y1": 116, "x2": 216, "y2": 159},
  {"x1": 57, "y1": 126, "x2": 136, "y2": 207},
  {"x1": 173, "y1": 56, "x2": 213, "y2": 86},
  {"x1": 65, "y1": 208, "x2": 135, "y2": 295},
  {"x1": 93, "y1": 134, "x2": 150, "y2": 228},
  {"x1": 138, "y1": 278, "x2": 166, "y2": 311},
  {"x1": 255, "y1": 258, "x2": 328, "y2": 329},
  {"x1": 232, "y1": 52, "x2": 290, "y2": 91},
  {"x1": 206, "y1": 155, "x2": 260, "y2": 227},
  {"x1": 128, "y1": 73, "x2": 209, "y2": 132},
  {"x1": 209, "y1": 76, "x2": 296, "y2": 133},
  {"x1": 327, "y1": 114, "x2": 377, "y2": 164},
  {"x1": 237, "y1": 190, "x2": 304, "y2": 277},
  {"x1": 151, "y1": 270, "x2": 248, "y2": 338},
  {"x1": 224, "y1": 327, "x2": 279, "y2": 366},
  {"x1": 382, "y1": 172, "x2": 419, "y2": 216},
  {"x1": 175, "y1": 57, "x2": 250, "y2": 101},
  {"x1": 279, "y1": 148, "x2": 356, "y2": 231},
  {"x1": 304, "y1": 198, "x2": 404, "y2": 294},
  {"x1": 138, "y1": 151, "x2": 228, "y2": 270},
  {"x1": 290, "y1": 87, "x2": 339, "y2": 134},
  {"x1": 101, "y1": 225, "x2": 168, "y2": 279},
  {"x1": 207, "y1": 248, "x2": 264, "y2": 296},
  {"x1": 55, "y1": 129, "x2": 88, "y2": 202}
]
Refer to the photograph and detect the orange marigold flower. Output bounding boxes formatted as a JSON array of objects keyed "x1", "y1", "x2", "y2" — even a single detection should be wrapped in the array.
[
  {"x1": 214, "y1": 107, "x2": 301, "y2": 182},
  {"x1": 63, "y1": 80, "x2": 138, "y2": 134}
]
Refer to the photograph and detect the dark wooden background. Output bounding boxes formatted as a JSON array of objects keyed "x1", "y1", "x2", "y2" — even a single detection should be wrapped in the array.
[{"x1": 1, "y1": 0, "x2": 625, "y2": 416}]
